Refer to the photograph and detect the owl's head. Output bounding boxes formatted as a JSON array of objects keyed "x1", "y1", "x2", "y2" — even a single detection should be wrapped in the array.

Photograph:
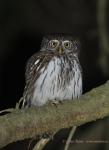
[{"x1": 40, "y1": 34, "x2": 80, "y2": 56}]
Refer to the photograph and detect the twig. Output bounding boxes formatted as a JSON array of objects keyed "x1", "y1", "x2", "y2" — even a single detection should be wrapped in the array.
[
  {"x1": 0, "y1": 108, "x2": 15, "y2": 114},
  {"x1": 64, "y1": 126, "x2": 77, "y2": 150},
  {"x1": 32, "y1": 138, "x2": 50, "y2": 150},
  {"x1": 15, "y1": 97, "x2": 24, "y2": 109}
]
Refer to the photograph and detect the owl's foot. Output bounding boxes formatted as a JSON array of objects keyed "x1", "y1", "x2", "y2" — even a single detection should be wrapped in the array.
[{"x1": 49, "y1": 100, "x2": 63, "y2": 107}]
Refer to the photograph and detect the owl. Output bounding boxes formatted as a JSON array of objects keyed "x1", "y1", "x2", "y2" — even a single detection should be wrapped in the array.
[{"x1": 22, "y1": 34, "x2": 82, "y2": 107}]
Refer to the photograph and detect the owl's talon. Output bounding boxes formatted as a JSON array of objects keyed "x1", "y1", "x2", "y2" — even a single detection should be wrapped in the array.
[
  {"x1": 59, "y1": 100, "x2": 63, "y2": 105},
  {"x1": 49, "y1": 100, "x2": 63, "y2": 107}
]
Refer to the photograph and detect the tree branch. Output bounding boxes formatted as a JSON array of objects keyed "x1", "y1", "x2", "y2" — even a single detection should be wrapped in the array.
[{"x1": 0, "y1": 81, "x2": 109, "y2": 148}]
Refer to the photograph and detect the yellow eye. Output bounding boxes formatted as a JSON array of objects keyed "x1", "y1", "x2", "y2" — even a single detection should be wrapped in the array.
[
  {"x1": 64, "y1": 41, "x2": 72, "y2": 49},
  {"x1": 49, "y1": 40, "x2": 58, "y2": 48}
]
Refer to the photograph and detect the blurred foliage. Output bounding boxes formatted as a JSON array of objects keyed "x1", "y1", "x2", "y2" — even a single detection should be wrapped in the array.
[{"x1": 97, "y1": 0, "x2": 109, "y2": 76}]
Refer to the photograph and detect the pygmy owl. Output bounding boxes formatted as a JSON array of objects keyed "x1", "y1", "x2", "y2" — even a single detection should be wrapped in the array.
[{"x1": 22, "y1": 34, "x2": 82, "y2": 107}]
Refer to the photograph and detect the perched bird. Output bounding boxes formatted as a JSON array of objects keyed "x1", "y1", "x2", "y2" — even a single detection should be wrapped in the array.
[{"x1": 22, "y1": 34, "x2": 82, "y2": 107}]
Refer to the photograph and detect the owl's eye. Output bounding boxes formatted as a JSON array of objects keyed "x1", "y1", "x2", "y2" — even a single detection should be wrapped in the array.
[
  {"x1": 49, "y1": 40, "x2": 58, "y2": 48},
  {"x1": 63, "y1": 41, "x2": 72, "y2": 49}
]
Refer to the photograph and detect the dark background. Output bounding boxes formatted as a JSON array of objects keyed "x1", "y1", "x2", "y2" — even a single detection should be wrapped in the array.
[{"x1": 0, "y1": 0, "x2": 109, "y2": 150}]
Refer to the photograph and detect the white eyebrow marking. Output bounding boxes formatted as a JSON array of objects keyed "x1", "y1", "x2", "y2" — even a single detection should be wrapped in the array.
[{"x1": 63, "y1": 40, "x2": 70, "y2": 43}]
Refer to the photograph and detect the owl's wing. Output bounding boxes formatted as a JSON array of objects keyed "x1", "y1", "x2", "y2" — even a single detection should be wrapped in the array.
[
  {"x1": 25, "y1": 51, "x2": 41, "y2": 83},
  {"x1": 25, "y1": 51, "x2": 56, "y2": 84},
  {"x1": 24, "y1": 50, "x2": 55, "y2": 92},
  {"x1": 25, "y1": 51, "x2": 47, "y2": 83},
  {"x1": 23, "y1": 51, "x2": 54, "y2": 107}
]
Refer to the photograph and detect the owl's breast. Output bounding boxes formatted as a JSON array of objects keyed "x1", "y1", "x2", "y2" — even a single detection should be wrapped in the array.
[{"x1": 31, "y1": 56, "x2": 82, "y2": 106}]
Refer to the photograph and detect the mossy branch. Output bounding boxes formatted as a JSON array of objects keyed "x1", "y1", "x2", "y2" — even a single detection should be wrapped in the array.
[{"x1": 0, "y1": 81, "x2": 109, "y2": 148}]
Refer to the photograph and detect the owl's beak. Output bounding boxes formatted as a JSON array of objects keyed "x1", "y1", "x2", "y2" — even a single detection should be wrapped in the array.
[{"x1": 57, "y1": 46, "x2": 64, "y2": 54}]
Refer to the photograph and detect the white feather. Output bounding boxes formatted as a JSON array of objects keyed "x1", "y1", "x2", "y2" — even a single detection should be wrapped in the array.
[{"x1": 34, "y1": 59, "x2": 39, "y2": 65}]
